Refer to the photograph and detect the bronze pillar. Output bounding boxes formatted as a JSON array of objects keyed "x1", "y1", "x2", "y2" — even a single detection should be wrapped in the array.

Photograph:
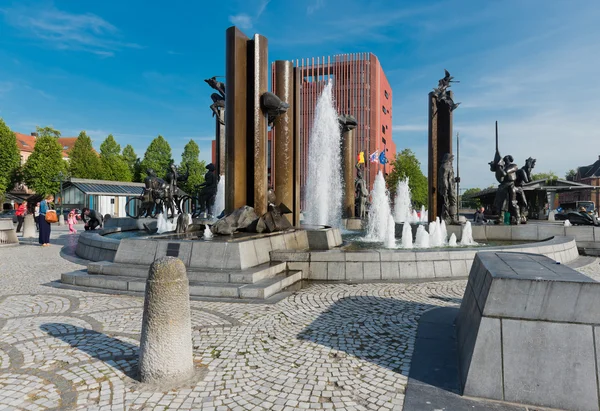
[
  {"x1": 293, "y1": 67, "x2": 301, "y2": 227},
  {"x1": 342, "y1": 128, "x2": 355, "y2": 218},
  {"x1": 215, "y1": 108, "x2": 225, "y2": 177},
  {"x1": 427, "y1": 91, "x2": 453, "y2": 222},
  {"x1": 225, "y1": 27, "x2": 249, "y2": 213},
  {"x1": 273, "y1": 60, "x2": 294, "y2": 223},
  {"x1": 249, "y1": 34, "x2": 269, "y2": 217}
]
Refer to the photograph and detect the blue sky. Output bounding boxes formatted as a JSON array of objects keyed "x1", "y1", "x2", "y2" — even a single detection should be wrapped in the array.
[{"x1": 1, "y1": 0, "x2": 599, "y2": 190}]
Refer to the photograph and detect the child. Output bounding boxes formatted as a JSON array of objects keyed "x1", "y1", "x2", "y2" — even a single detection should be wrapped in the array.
[{"x1": 68, "y1": 210, "x2": 77, "y2": 234}]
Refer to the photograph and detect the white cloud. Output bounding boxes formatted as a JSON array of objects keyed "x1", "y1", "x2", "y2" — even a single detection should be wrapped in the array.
[
  {"x1": 228, "y1": 0, "x2": 271, "y2": 30},
  {"x1": 1, "y1": 5, "x2": 141, "y2": 56},
  {"x1": 307, "y1": 0, "x2": 325, "y2": 15}
]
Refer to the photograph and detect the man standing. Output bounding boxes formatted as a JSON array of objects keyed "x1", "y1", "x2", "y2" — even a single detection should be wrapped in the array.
[
  {"x1": 197, "y1": 163, "x2": 218, "y2": 218},
  {"x1": 82, "y1": 208, "x2": 104, "y2": 231}
]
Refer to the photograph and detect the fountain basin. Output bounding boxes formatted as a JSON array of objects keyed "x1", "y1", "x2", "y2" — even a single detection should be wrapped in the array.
[{"x1": 271, "y1": 236, "x2": 579, "y2": 282}]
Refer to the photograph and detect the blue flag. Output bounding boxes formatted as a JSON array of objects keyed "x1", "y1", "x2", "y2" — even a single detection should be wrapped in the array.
[{"x1": 379, "y1": 150, "x2": 388, "y2": 165}]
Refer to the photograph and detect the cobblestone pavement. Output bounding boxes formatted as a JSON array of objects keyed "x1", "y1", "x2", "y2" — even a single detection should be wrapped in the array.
[{"x1": 0, "y1": 231, "x2": 598, "y2": 410}]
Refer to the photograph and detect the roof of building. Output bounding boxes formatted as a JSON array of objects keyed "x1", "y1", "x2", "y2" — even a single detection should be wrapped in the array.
[
  {"x1": 15, "y1": 132, "x2": 79, "y2": 158},
  {"x1": 465, "y1": 179, "x2": 598, "y2": 199},
  {"x1": 578, "y1": 156, "x2": 600, "y2": 179},
  {"x1": 64, "y1": 178, "x2": 145, "y2": 196}
]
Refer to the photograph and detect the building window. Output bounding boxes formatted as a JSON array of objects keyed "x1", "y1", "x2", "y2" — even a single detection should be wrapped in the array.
[
  {"x1": 382, "y1": 125, "x2": 386, "y2": 134},
  {"x1": 382, "y1": 106, "x2": 387, "y2": 114},
  {"x1": 384, "y1": 90, "x2": 389, "y2": 99},
  {"x1": 382, "y1": 137, "x2": 387, "y2": 145}
]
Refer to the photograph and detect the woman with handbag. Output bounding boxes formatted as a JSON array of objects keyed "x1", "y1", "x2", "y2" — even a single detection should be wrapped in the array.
[{"x1": 39, "y1": 195, "x2": 55, "y2": 246}]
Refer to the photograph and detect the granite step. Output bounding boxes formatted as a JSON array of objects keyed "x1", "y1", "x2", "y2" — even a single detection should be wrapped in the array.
[
  {"x1": 61, "y1": 269, "x2": 302, "y2": 300},
  {"x1": 87, "y1": 261, "x2": 287, "y2": 284}
]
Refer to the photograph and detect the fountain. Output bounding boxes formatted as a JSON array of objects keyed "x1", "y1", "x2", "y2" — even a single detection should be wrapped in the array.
[
  {"x1": 420, "y1": 205, "x2": 427, "y2": 223},
  {"x1": 401, "y1": 220, "x2": 413, "y2": 248},
  {"x1": 156, "y1": 213, "x2": 178, "y2": 234},
  {"x1": 459, "y1": 221, "x2": 478, "y2": 246},
  {"x1": 365, "y1": 171, "x2": 395, "y2": 247},
  {"x1": 429, "y1": 220, "x2": 444, "y2": 247},
  {"x1": 414, "y1": 225, "x2": 430, "y2": 248},
  {"x1": 213, "y1": 175, "x2": 225, "y2": 218},
  {"x1": 448, "y1": 233, "x2": 457, "y2": 246},
  {"x1": 440, "y1": 219, "x2": 448, "y2": 244},
  {"x1": 304, "y1": 80, "x2": 343, "y2": 227},
  {"x1": 203, "y1": 225, "x2": 213, "y2": 240},
  {"x1": 385, "y1": 214, "x2": 396, "y2": 248},
  {"x1": 393, "y1": 178, "x2": 413, "y2": 223}
]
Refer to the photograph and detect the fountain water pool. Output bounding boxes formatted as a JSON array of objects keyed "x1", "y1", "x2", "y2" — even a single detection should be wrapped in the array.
[
  {"x1": 365, "y1": 171, "x2": 395, "y2": 248},
  {"x1": 304, "y1": 80, "x2": 343, "y2": 227}
]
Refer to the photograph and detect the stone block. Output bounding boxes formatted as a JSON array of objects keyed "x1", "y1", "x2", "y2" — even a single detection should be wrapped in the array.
[
  {"x1": 566, "y1": 226, "x2": 595, "y2": 242},
  {"x1": 595, "y1": 226, "x2": 600, "y2": 242},
  {"x1": 189, "y1": 242, "x2": 229, "y2": 269},
  {"x1": 309, "y1": 262, "x2": 328, "y2": 280},
  {"x1": 287, "y1": 262, "x2": 309, "y2": 279},
  {"x1": 154, "y1": 241, "x2": 193, "y2": 266},
  {"x1": 332, "y1": 229, "x2": 343, "y2": 246},
  {"x1": 416, "y1": 251, "x2": 449, "y2": 261},
  {"x1": 345, "y1": 262, "x2": 363, "y2": 281},
  {"x1": 306, "y1": 230, "x2": 332, "y2": 250},
  {"x1": 461, "y1": 317, "x2": 503, "y2": 400},
  {"x1": 537, "y1": 225, "x2": 565, "y2": 240},
  {"x1": 270, "y1": 250, "x2": 310, "y2": 262},
  {"x1": 345, "y1": 252, "x2": 380, "y2": 262},
  {"x1": 398, "y1": 261, "x2": 417, "y2": 279},
  {"x1": 470, "y1": 224, "x2": 487, "y2": 241},
  {"x1": 502, "y1": 319, "x2": 597, "y2": 410},
  {"x1": 283, "y1": 232, "x2": 298, "y2": 249},
  {"x1": 269, "y1": 234, "x2": 286, "y2": 251},
  {"x1": 450, "y1": 259, "x2": 468, "y2": 277},
  {"x1": 363, "y1": 262, "x2": 381, "y2": 280},
  {"x1": 127, "y1": 281, "x2": 146, "y2": 292},
  {"x1": 385, "y1": 251, "x2": 416, "y2": 262},
  {"x1": 381, "y1": 262, "x2": 400, "y2": 280},
  {"x1": 416, "y1": 261, "x2": 435, "y2": 279},
  {"x1": 295, "y1": 231, "x2": 310, "y2": 249},
  {"x1": 511, "y1": 225, "x2": 538, "y2": 241},
  {"x1": 311, "y1": 251, "x2": 345, "y2": 261},
  {"x1": 433, "y1": 261, "x2": 452, "y2": 278},
  {"x1": 238, "y1": 241, "x2": 259, "y2": 269},
  {"x1": 448, "y1": 250, "x2": 474, "y2": 260},
  {"x1": 327, "y1": 262, "x2": 345, "y2": 280},
  {"x1": 485, "y1": 225, "x2": 511, "y2": 240},
  {"x1": 252, "y1": 237, "x2": 272, "y2": 265},
  {"x1": 115, "y1": 239, "x2": 159, "y2": 265}
]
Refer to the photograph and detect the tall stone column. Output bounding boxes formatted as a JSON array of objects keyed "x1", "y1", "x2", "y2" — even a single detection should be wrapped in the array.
[
  {"x1": 225, "y1": 27, "x2": 249, "y2": 213},
  {"x1": 273, "y1": 60, "x2": 294, "y2": 223},
  {"x1": 428, "y1": 91, "x2": 453, "y2": 222},
  {"x1": 341, "y1": 128, "x2": 356, "y2": 218},
  {"x1": 215, "y1": 108, "x2": 226, "y2": 178},
  {"x1": 293, "y1": 67, "x2": 301, "y2": 227},
  {"x1": 250, "y1": 34, "x2": 269, "y2": 217}
]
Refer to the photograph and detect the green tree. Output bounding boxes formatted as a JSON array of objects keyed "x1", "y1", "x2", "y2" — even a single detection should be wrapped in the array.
[
  {"x1": 69, "y1": 131, "x2": 104, "y2": 179},
  {"x1": 179, "y1": 139, "x2": 206, "y2": 195},
  {"x1": 22, "y1": 126, "x2": 67, "y2": 196},
  {"x1": 531, "y1": 171, "x2": 558, "y2": 182},
  {"x1": 99, "y1": 135, "x2": 132, "y2": 181},
  {"x1": 122, "y1": 144, "x2": 140, "y2": 181},
  {"x1": 386, "y1": 148, "x2": 428, "y2": 207},
  {"x1": 461, "y1": 187, "x2": 482, "y2": 209},
  {"x1": 565, "y1": 169, "x2": 577, "y2": 181},
  {"x1": 0, "y1": 118, "x2": 21, "y2": 197},
  {"x1": 140, "y1": 135, "x2": 172, "y2": 180}
]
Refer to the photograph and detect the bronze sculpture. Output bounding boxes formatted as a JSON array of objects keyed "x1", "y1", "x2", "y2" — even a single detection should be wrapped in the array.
[
  {"x1": 355, "y1": 164, "x2": 369, "y2": 219},
  {"x1": 260, "y1": 92, "x2": 289, "y2": 126},
  {"x1": 432, "y1": 69, "x2": 460, "y2": 111},
  {"x1": 438, "y1": 153, "x2": 458, "y2": 224},
  {"x1": 490, "y1": 155, "x2": 521, "y2": 224},
  {"x1": 196, "y1": 163, "x2": 218, "y2": 218},
  {"x1": 205, "y1": 76, "x2": 226, "y2": 125},
  {"x1": 515, "y1": 157, "x2": 536, "y2": 222},
  {"x1": 338, "y1": 114, "x2": 357, "y2": 131}
]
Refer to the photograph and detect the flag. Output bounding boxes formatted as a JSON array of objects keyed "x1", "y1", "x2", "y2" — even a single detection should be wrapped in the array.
[
  {"x1": 357, "y1": 151, "x2": 365, "y2": 164},
  {"x1": 369, "y1": 151, "x2": 379, "y2": 163},
  {"x1": 379, "y1": 150, "x2": 388, "y2": 165}
]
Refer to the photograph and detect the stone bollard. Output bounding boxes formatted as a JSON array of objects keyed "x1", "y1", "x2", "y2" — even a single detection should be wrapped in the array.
[
  {"x1": 22, "y1": 214, "x2": 36, "y2": 238},
  {"x1": 138, "y1": 257, "x2": 194, "y2": 386}
]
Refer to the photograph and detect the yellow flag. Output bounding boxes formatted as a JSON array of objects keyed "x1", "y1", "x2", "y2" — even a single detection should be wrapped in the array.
[{"x1": 357, "y1": 151, "x2": 365, "y2": 164}]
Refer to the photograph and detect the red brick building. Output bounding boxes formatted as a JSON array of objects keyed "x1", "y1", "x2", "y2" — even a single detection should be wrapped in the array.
[
  {"x1": 559, "y1": 155, "x2": 600, "y2": 210},
  {"x1": 15, "y1": 131, "x2": 78, "y2": 164},
  {"x1": 273, "y1": 53, "x2": 395, "y2": 196}
]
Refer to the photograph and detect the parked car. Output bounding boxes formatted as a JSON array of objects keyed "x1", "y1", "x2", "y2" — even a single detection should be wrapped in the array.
[{"x1": 0, "y1": 209, "x2": 18, "y2": 223}]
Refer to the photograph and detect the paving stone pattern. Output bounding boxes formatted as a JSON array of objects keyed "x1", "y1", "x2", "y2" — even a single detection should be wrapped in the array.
[{"x1": 0, "y1": 229, "x2": 599, "y2": 410}]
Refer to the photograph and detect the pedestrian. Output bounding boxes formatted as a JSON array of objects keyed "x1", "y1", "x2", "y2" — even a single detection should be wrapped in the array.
[
  {"x1": 67, "y1": 210, "x2": 77, "y2": 234},
  {"x1": 82, "y1": 208, "x2": 103, "y2": 231},
  {"x1": 39, "y1": 195, "x2": 54, "y2": 246},
  {"x1": 15, "y1": 201, "x2": 27, "y2": 232},
  {"x1": 34, "y1": 203, "x2": 40, "y2": 231},
  {"x1": 473, "y1": 206, "x2": 487, "y2": 224}
]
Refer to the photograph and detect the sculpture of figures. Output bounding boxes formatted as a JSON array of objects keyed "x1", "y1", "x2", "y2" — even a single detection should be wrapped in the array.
[
  {"x1": 205, "y1": 76, "x2": 226, "y2": 125},
  {"x1": 197, "y1": 163, "x2": 218, "y2": 218},
  {"x1": 355, "y1": 163, "x2": 369, "y2": 220},
  {"x1": 432, "y1": 69, "x2": 461, "y2": 111},
  {"x1": 491, "y1": 155, "x2": 521, "y2": 224},
  {"x1": 141, "y1": 169, "x2": 167, "y2": 217},
  {"x1": 515, "y1": 157, "x2": 536, "y2": 223},
  {"x1": 260, "y1": 92, "x2": 289, "y2": 126},
  {"x1": 438, "y1": 153, "x2": 458, "y2": 224}
]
